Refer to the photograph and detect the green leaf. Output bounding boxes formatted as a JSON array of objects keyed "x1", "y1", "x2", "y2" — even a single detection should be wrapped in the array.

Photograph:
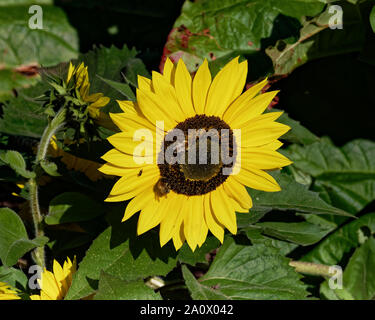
[
  {"x1": 248, "y1": 171, "x2": 352, "y2": 217},
  {"x1": 0, "y1": 266, "x2": 28, "y2": 290},
  {"x1": 183, "y1": 237, "x2": 308, "y2": 300},
  {"x1": 285, "y1": 139, "x2": 375, "y2": 214},
  {"x1": 255, "y1": 221, "x2": 332, "y2": 246},
  {"x1": 339, "y1": 237, "x2": 375, "y2": 300},
  {"x1": 97, "y1": 75, "x2": 135, "y2": 101},
  {"x1": 266, "y1": 2, "x2": 366, "y2": 76},
  {"x1": 166, "y1": 0, "x2": 325, "y2": 72},
  {"x1": 94, "y1": 272, "x2": 162, "y2": 300},
  {"x1": 177, "y1": 236, "x2": 220, "y2": 266},
  {"x1": 244, "y1": 227, "x2": 298, "y2": 256},
  {"x1": 369, "y1": 5, "x2": 375, "y2": 33},
  {"x1": 79, "y1": 45, "x2": 147, "y2": 112},
  {"x1": 45, "y1": 192, "x2": 104, "y2": 225},
  {"x1": 320, "y1": 237, "x2": 375, "y2": 300},
  {"x1": 0, "y1": 150, "x2": 35, "y2": 178},
  {"x1": 182, "y1": 265, "x2": 227, "y2": 299},
  {"x1": 302, "y1": 212, "x2": 375, "y2": 265},
  {"x1": 40, "y1": 160, "x2": 60, "y2": 177},
  {"x1": 65, "y1": 216, "x2": 178, "y2": 300},
  {"x1": 0, "y1": 207, "x2": 48, "y2": 267},
  {"x1": 0, "y1": 3, "x2": 78, "y2": 97},
  {"x1": 0, "y1": 88, "x2": 48, "y2": 138}
]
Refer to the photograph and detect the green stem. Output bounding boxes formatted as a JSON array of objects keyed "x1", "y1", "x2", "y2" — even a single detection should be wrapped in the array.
[
  {"x1": 289, "y1": 261, "x2": 333, "y2": 277},
  {"x1": 29, "y1": 108, "x2": 66, "y2": 268}
]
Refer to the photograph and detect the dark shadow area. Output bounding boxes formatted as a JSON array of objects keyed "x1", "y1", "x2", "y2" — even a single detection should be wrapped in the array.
[
  {"x1": 54, "y1": 0, "x2": 185, "y2": 71},
  {"x1": 272, "y1": 52, "x2": 375, "y2": 146},
  {"x1": 107, "y1": 207, "x2": 178, "y2": 264}
]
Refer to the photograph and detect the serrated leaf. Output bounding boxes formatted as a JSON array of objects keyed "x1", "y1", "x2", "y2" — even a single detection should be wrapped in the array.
[
  {"x1": 45, "y1": 192, "x2": 104, "y2": 225},
  {"x1": 183, "y1": 237, "x2": 308, "y2": 300},
  {"x1": 79, "y1": 45, "x2": 147, "y2": 113},
  {"x1": 177, "y1": 236, "x2": 220, "y2": 266},
  {"x1": 266, "y1": 2, "x2": 366, "y2": 76},
  {"x1": 165, "y1": 0, "x2": 325, "y2": 72},
  {"x1": 248, "y1": 171, "x2": 352, "y2": 217},
  {"x1": 285, "y1": 139, "x2": 375, "y2": 215},
  {"x1": 320, "y1": 237, "x2": 375, "y2": 300},
  {"x1": 0, "y1": 94, "x2": 48, "y2": 138},
  {"x1": 302, "y1": 212, "x2": 375, "y2": 266},
  {"x1": 255, "y1": 221, "x2": 332, "y2": 246},
  {"x1": 0, "y1": 208, "x2": 48, "y2": 267},
  {"x1": 182, "y1": 265, "x2": 227, "y2": 299},
  {"x1": 40, "y1": 160, "x2": 60, "y2": 177},
  {"x1": 97, "y1": 75, "x2": 135, "y2": 101},
  {"x1": 94, "y1": 272, "x2": 162, "y2": 300},
  {"x1": 244, "y1": 227, "x2": 298, "y2": 256},
  {"x1": 0, "y1": 3, "x2": 78, "y2": 97},
  {"x1": 0, "y1": 266, "x2": 28, "y2": 290},
  {"x1": 65, "y1": 216, "x2": 178, "y2": 300}
]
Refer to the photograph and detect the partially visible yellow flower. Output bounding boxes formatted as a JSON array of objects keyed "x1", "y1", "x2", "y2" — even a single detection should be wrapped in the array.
[
  {"x1": 66, "y1": 62, "x2": 110, "y2": 119},
  {"x1": 11, "y1": 183, "x2": 25, "y2": 197},
  {"x1": 30, "y1": 257, "x2": 76, "y2": 300},
  {"x1": 0, "y1": 282, "x2": 20, "y2": 300},
  {"x1": 48, "y1": 135, "x2": 105, "y2": 181}
]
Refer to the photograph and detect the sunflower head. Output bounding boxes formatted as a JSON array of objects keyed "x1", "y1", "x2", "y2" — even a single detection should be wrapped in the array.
[
  {"x1": 30, "y1": 257, "x2": 76, "y2": 300},
  {"x1": 40, "y1": 62, "x2": 110, "y2": 143},
  {"x1": 0, "y1": 282, "x2": 20, "y2": 300},
  {"x1": 100, "y1": 57, "x2": 292, "y2": 252}
]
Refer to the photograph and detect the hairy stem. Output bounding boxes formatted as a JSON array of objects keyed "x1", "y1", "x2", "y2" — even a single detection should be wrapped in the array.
[
  {"x1": 289, "y1": 261, "x2": 333, "y2": 277},
  {"x1": 29, "y1": 108, "x2": 66, "y2": 268}
]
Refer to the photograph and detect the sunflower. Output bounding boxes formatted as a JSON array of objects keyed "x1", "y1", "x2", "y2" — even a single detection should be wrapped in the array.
[
  {"x1": 30, "y1": 257, "x2": 76, "y2": 300},
  {"x1": 66, "y1": 62, "x2": 110, "y2": 119},
  {"x1": 100, "y1": 57, "x2": 292, "y2": 251},
  {"x1": 0, "y1": 282, "x2": 20, "y2": 300}
]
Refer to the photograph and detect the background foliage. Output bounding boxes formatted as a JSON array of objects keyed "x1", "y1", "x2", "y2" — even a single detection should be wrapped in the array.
[{"x1": 0, "y1": 0, "x2": 375, "y2": 300}]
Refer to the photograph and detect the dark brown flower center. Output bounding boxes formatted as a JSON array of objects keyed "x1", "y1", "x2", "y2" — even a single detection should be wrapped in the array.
[{"x1": 157, "y1": 115, "x2": 236, "y2": 196}]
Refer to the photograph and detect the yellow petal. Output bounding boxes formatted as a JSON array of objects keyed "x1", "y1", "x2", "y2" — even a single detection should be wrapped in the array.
[
  {"x1": 117, "y1": 100, "x2": 140, "y2": 115},
  {"x1": 108, "y1": 165, "x2": 159, "y2": 196},
  {"x1": 242, "y1": 122, "x2": 290, "y2": 147},
  {"x1": 242, "y1": 148, "x2": 292, "y2": 170},
  {"x1": 107, "y1": 132, "x2": 154, "y2": 156},
  {"x1": 66, "y1": 62, "x2": 75, "y2": 83},
  {"x1": 223, "y1": 78, "x2": 268, "y2": 123},
  {"x1": 151, "y1": 71, "x2": 186, "y2": 122},
  {"x1": 101, "y1": 149, "x2": 152, "y2": 168},
  {"x1": 173, "y1": 59, "x2": 196, "y2": 117},
  {"x1": 172, "y1": 224, "x2": 186, "y2": 250},
  {"x1": 210, "y1": 186, "x2": 237, "y2": 234},
  {"x1": 192, "y1": 59, "x2": 211, "y2": 114},
  {"x1": 159, "y1": 193, "x2": 184, "y2": 247},
  {"x1": 136, "y1": 88, "x2": 177, "y2": 130},
  {"x1": 40, "y1": 269, "x2": 61, "y2": 300},
  {"x1": 138, "y1": 75, "x2": 153, "y2": 92},
  {"x1": 89, "y1": 96, "x2": 110, "y2": 108},
  {"x1": 234, "y1": 166, "x2": 281, "y2": 192},
  {"x1": 203, "y1": 194, "x2": 224, "y2": 243},
  {"x1": 109, "y1": 112, "x2": 156, "y2": 133},
  {"x1": 183, "y1": 196, "x2": 200, "y2": 251},
  {"x1": 228, "y1": 91, "x2": 279, "y2": 128},
  {"x1": 163, "y1": 57, "x2": 175, "y2": 84},
  {"x1": 137, "y1": 197, "x2": 168, "y2": 235},
  {"x1": 205, "y1": 57, "x2": 247, "y2": 117},
  {"x1": 222, "y1": 177, "x2": 252, "y2": 211},
  {"x1": 123, "y1": 187, "x2": 155, "y2": 222}
]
